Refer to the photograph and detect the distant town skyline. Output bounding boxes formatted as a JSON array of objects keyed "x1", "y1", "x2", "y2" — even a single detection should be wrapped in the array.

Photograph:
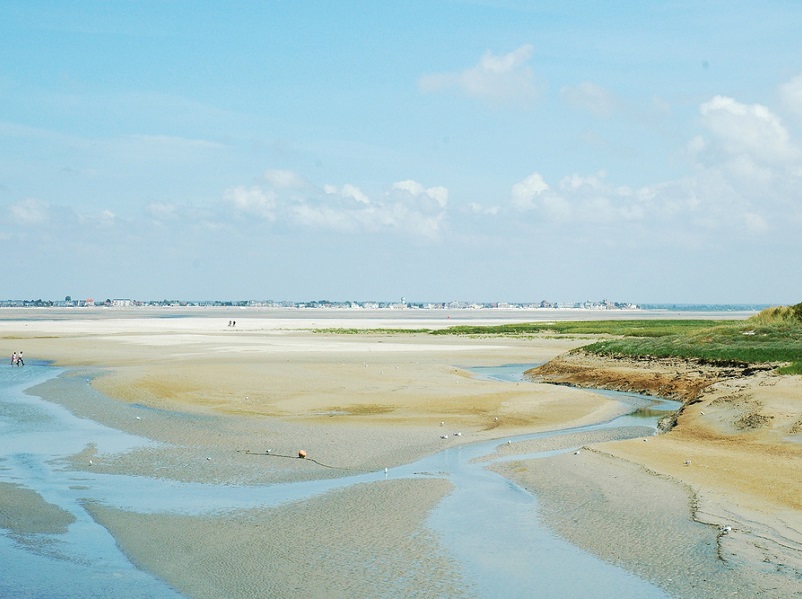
[
  {"x1": 1, "y1": 296, "x2": 772, "y2": 314},
  {"x1": 2, "y1": 2, "x2": 802, "y2": 304}
]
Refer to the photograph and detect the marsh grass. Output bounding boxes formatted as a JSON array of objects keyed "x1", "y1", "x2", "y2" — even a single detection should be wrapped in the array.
[
  {"x1": 317, "y1": 304, "x2": 802, "y2": 372},
  {"x1": 579, "y1": 305, "x2": 802, "y2": 372},
  {"x1": 430, "y1": 320, "x2": 724, "y2": 337},
  {"x1": 312, "y1": 328, "x2": 430, "y2": 334},
  {"x1": 583, "y1": 324, "x2": 802, "y2": 366}
]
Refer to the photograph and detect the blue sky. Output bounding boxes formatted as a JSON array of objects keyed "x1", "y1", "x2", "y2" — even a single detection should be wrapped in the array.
[{"x1": 2, "y1": 1, "x2": 802, "y2": 304}]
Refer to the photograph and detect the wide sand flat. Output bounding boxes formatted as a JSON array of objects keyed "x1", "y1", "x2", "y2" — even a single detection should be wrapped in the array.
[
  {"x1": 5, "y1": 310, "x2": 614, "y2": 479},
  {"x1": 2, "y1": 307, "x2": 800, "y2": 597}
]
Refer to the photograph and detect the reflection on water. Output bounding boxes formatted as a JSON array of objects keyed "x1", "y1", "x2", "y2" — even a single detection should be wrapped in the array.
[
  {"x1": 0, "y1": 362, "x2": 676, "y2": 598},
  {"x1": 467, "y1": 362, "x2": 537, "y2": 383},
  {"x1": 631, "y1": 407, "x2": 674, "y2": 418}
]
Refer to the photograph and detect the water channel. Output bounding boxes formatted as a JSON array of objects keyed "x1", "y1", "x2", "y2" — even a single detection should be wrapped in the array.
[{"x1": 0, "y1": 362, "x2": 680, "y2": 597}]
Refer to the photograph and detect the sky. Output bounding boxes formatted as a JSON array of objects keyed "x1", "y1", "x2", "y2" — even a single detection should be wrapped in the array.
[{"x1": 2, "y1": 1, "x2": 802, "y2": 304}]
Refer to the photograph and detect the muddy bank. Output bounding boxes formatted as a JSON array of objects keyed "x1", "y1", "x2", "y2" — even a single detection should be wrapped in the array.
[{"x1": 525, "y1": 350, "x2": 775, "y2": 403}]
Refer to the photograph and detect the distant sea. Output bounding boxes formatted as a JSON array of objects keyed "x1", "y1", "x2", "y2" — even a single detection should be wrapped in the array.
[{"x1": 638, "y1": 304, "x2": 772, "y2": 312}]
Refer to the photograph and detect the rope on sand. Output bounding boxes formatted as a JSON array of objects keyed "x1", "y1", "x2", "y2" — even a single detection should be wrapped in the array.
[{"x1": 237, "y1": 449, "x2": 344, "y2": 470}]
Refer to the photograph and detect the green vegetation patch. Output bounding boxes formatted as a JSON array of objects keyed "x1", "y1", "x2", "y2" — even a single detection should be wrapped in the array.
[
  {"x1": 582, "y1": 304, "x2": 802, "y2": 372},
  {"x1": 315, "y1": 303, "x2": 802, "y2": 373},
  {"x1": 312, "y1": 328, "x2": 431, "y2": 334},
  {"x1": 431, "y1": 320, "x2": 725, "y2": 337}
]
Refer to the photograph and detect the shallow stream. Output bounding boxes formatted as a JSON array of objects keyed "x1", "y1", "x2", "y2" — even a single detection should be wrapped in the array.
[{"x1": 0, "y1": 362, "x2": 680, "y2": 597}]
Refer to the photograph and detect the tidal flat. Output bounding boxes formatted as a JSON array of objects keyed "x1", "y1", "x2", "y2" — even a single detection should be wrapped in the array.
[{"x1": 1, "y1": 308, "x2": 799, "y2": 597}]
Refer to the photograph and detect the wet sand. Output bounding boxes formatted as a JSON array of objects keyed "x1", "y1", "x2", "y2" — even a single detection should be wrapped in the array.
[
  {"x1": 84, "y1": 479, "x2": 466, "y2": 599},
  {"x1": 2, "y1": 307, "x2": 800, "y2": 597},
  {"x1": 0, "y1": 482, "x2": 76, "y2": 535}
]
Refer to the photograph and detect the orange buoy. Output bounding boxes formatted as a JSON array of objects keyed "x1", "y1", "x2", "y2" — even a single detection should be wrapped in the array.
[{"x1": 298, "y1": 450, "x2": 307, "y2": 459}]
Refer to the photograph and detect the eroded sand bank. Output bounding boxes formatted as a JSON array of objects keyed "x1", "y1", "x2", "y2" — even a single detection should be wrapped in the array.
[{"x1": 529, "y1": 351, "x2": 802, "y2": 596}]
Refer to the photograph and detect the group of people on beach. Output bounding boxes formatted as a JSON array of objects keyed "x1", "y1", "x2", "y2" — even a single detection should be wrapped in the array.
[{"x1": 10, "y1": 351, "x2": 24, "y2": 367}]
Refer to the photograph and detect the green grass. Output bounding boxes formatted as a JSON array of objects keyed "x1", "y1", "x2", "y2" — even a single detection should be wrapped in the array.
[
  {"x1": 583, "y1": 323, "x2": 802, "y2": 365},
  {"x1": 429, "y1": 320, "x2": 726, "y2": 337},
  {"x1": 312, "y1": 328, "x2": 430, "y2": 334},
  {"x1": 579, "y1": 304, "x2": 802, "y2": 372},
  {"x1": 778, "y1": 362, "x2": 802, "y2": 375},
  {"x1": 316, "y1": 303, "x2": 802, "y2": 373}
]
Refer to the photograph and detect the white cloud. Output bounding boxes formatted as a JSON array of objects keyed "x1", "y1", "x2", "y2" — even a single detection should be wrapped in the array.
[
  {"x1": 221, "y1": 176, "x2": 448, "y2": 238},
  {"x1": 222, "y1": 185, "x2": 277, "y2": 221},
  {"x1": 325, "y1": 183, "x2": 371, "y2": 205},
  {"x1": 342, "y1": 184, "x2": 370, "y2": 205},
  {"x1": 511, "y1": 172, "x2": 549, "y2": 210},
  {"x1": 9, "y1": 198, "x2": 49, "y2": 225},
  {"x1": 392, "y1": 179, "x2": 448, "y2": 208},
  {"x1": 558, "y1": 172, "x2": 607, "y2": 193},
  {"x1": 779, "y1": 74, "x2": 802, "y2": 124},
  {"x1": 264, "y1": 169, "x2": 307, "y2": 189},
  {"x1": 97, "y1": 209, "x2": 116, "y2": 224},
  {"x1": 560, "y1": 82, "x2": 618, "y2": 117},
  {"x1": 290, "y1": 203, "x2": 356, "y2": 232},
  {"x1": 392, "y1": 179, "x2": 425, "y2": 196},
  {"x1": 507, "y1": 169, "x2": 741, "y2": 232},
  {"x1": 683, "y1": 93, "x2": 802, "y2": 233},
  {"x1": 419, "y1": 44, "x2": 539, "y2": 105},
  {"x1": 699, "y1": 95, "x2": 799, "y2": 165}
]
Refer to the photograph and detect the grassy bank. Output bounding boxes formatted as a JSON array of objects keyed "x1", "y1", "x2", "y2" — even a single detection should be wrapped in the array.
[
  {"x1": 582, "y1": 324, "x2": 802, "y2": 374},
  {"x1": 577, "y1": 305, "x2": 802, "y2": 375},
  {"x1": 428, "y1": 305, "x2": 802, "y2": 374},
  {"x1": 316, "y1": 304, "x2": 802, "y2": 374},
  {"x1": 429, "y1": 320, "x2": 726, "y2": 337}
]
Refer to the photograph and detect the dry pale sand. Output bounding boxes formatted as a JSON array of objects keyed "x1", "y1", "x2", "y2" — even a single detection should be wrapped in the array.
[{"x1": 2, "y1": 308, "x2": 801, "y2": 597}]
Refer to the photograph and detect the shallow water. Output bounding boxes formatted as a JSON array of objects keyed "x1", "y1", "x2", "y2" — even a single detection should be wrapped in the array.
[
  {"x1": 0, "y1": 362, "x2": 678, "y2": 598},
  {"x1": 0, "y1": 363, "x2": 183, "y2": 598}
]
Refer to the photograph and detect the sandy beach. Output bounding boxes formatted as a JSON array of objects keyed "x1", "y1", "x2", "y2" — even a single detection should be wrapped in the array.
[{"x1": 1, "y1": 307, "x2": 800, "y2": 597}]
